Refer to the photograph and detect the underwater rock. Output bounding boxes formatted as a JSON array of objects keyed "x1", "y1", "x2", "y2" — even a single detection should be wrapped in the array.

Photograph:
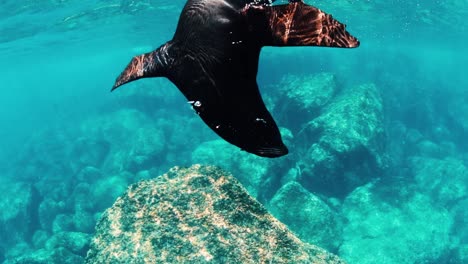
[
  {"x1": 39, "y1": 197, "x2": 65, "y2": 232},
  {"x1": 0, "y1": 181, "x2": 41, "y2": 253},
  {"x1": 54, "y1": 181, "x2": 107, "y2": 234},
  {"x1": 85, "y1": 165, "x2": 344, "y2": 264},
  {"x1": 410, "y1": 157, "x2": 468, "y2": 207},
  {"x1": 45, "y1": 231, "x2": 90, "y2": 256},
  {"x1": 273, "y1": 73, "x2": 337, "y2": 131},
  {"x1": 339, "y1": 183, "x2": 452, "y2": 264},
  {"x1": 38, "y1": 198, "x2": 66, "y2": 233},
  {"x1": 297, "y1": 83, "x2": 385, "y2": 197},
  {"x1": 268, "y1": 181, "x2": 343, "y2": 252},
  {"x1": 191, "y1": 140, "x2": 274, "y2": 197}
]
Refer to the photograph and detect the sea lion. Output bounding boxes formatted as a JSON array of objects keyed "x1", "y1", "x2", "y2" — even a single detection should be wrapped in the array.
[{"x1": 112, "y1": 0, "x2": 359, "y2": 158}]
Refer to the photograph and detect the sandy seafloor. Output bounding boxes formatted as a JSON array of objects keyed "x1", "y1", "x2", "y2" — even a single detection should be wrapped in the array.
[{"x1": 0, "y1": 0, "x2": 467, "y2": 263}]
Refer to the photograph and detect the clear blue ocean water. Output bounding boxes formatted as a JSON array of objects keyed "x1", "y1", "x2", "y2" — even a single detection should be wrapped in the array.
[{"x1": 1, "y1": 0, "x2": 467, "y2": 263}]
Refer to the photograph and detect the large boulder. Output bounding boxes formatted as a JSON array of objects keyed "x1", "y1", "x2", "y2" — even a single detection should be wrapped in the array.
[
  {"x1": 86, "y1": 165, "x2": 344, "y2": 264},
  {"x1": 268, "y1": 181, "x2": 343, "y2": 252},
  {"x1": 297, "y1": 83, "x2": 385, "y2": 197}
]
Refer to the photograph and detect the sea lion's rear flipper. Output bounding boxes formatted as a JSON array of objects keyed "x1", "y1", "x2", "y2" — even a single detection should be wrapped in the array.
[
  {"x1": 112, "y1": 43, "x2": 172, "y2": 91},
  {"x1": 246, "y1": 2, "x2": 360, "y2": 48}
]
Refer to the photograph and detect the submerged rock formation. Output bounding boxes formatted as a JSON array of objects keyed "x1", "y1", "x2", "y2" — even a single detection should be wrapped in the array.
[
  {"x1": 85, "y1": 165, "x2": 344, "y2": 264},
  {"x1": 297, "y1": 83, "x2": 386, "y2": 197},
  {"x1": 268, "y1": 181, "x2": 343, "y2": 252}
]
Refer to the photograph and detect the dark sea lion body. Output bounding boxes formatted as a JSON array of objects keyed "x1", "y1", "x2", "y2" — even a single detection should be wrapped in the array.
[{"x1": 112, "y1": 0, "x2": 359, "y2": 158}]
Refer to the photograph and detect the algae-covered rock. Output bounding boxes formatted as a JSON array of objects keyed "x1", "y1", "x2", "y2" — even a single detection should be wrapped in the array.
[
  {"x1": 86, "y1": 165, "x2": 344, "y2": 264},
  {"x1": 298, "y1": 83, "x2": 385, "y2": 197},
  {"x1": 268, "y1": 181, "x2": 343, "y2": 252},
  {"x1": 339, "y1": 183, "x2": 452, "y2": 264}
]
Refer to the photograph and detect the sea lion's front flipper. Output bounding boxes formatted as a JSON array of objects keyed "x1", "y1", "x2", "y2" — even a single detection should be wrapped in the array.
[
  {"x1": 112, "y1": 43, "x2": 172, "y2": 91},
  {"x1": 246, "y1": 2, "x2": 359, "y2": 48}
]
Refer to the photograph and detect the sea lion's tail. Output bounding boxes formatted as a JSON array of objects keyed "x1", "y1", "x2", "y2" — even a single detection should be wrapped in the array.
[{"x1": 112, "y1": 43, "x2": 172, "y2": 91}]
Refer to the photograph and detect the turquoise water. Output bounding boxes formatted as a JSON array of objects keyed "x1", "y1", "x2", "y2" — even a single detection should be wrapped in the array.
[{"x1": 1, "y1": 0, "x2": 467, "y2": 263}]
